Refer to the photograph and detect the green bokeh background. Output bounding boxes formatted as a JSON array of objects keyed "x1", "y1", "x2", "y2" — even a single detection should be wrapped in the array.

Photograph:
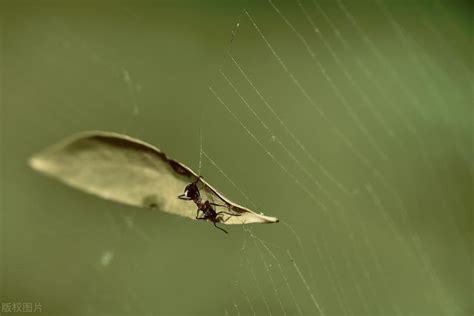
[{"x1": 1, "y1": 1, "x2": 472, "y2": 315}]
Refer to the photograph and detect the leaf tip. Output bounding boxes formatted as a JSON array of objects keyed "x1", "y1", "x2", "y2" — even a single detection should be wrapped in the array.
[
  {"x1": 269, "y1": 216, "x2": 279, "y2": 223},
  {"x1": 258, "y1": 214, "x2": 279, "y2": 224}
]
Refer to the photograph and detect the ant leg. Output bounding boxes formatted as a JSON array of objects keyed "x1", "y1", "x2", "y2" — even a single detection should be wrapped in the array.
[
  {"x1": 178, "y1": 194, "x2": 191, "y2": 200},
  {"x1": 213, "y1": 222, "x2": 228, "y2": 234},
  {"x1": 195, "y1": 209, "x2": 202, "y2": 219}
]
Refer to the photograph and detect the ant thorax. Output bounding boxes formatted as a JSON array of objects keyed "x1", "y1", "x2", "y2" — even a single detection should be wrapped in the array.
[{"x1": 196, "y1": 200, "x2": 210, "y2": 212}]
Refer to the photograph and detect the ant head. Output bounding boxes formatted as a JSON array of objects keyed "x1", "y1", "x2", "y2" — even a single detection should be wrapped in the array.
[
  {"x1": 178, "y1": 176, "x2": 202, "y2": 201},
  {"x1": 184, "y1": 182, "x2": 200, "y2": 200}
]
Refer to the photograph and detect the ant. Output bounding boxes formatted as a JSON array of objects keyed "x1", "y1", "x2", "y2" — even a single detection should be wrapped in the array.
[
  {"x1": 195, "y1": 200, "x2": 241, "y2": 234},
  {"x1": 178, "y1": 176, "x2": 202, "y2": 203},
  {"x1": 178, "y1": 176, "x2": 240, "y2": 234}
]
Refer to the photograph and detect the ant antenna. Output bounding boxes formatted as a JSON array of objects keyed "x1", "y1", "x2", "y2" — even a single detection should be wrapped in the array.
[{"x1": 193, "y1": 175, "x2": 203, "y2": 184}]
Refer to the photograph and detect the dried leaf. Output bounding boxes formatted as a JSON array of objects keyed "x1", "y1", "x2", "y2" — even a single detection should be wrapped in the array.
[{"x1": 29, "y1": 131, "x2": 279, "y2": 225}]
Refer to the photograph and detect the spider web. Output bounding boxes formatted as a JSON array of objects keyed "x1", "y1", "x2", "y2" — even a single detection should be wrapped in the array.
[
  {"x1": 200, "y1": 1, "x2": 471, "y2": 315},
  {"x1": 1, "y1": 0, "x2": 472, "y2": 315}
]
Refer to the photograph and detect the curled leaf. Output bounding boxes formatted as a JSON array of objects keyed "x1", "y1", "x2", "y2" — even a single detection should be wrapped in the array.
[{"x1": 29, "y1": 131, "x2": 279, "y2": 225}]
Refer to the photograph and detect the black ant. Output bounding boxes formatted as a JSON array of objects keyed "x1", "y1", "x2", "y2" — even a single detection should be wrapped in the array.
[
  {"x1": 195, "y1": 200, "x2": 241, "y2": 234},
  {"x1": 178, "y1": 177, "x2": 240, "y2": 234},
  {"x1": 178, "y1": 176, "x2": 202, "y2": 203}
]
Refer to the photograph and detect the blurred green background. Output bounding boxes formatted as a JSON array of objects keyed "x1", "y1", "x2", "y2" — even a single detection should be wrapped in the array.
[{"x1": 1, "y1": 0, "x2": 472, "y2": 315}]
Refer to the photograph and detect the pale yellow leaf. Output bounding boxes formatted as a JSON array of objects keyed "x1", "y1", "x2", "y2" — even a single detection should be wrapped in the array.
[{"x1": 29, "y1": 131, "x2": 279, "y2": 225}]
